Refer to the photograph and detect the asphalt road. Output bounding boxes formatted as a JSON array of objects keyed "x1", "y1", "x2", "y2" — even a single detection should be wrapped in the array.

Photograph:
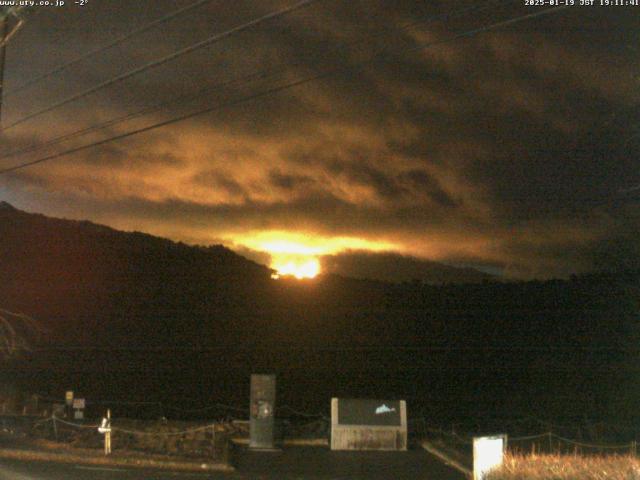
[
  {"x1": 0, "y1": 459, "x2": 219, "y2": 480},
  {"x1": 233, "y1": 446, "x2": 467, "y2": 479},
  {"x1": 0, "y1": 447, "x2": 467, "y2": 479}
]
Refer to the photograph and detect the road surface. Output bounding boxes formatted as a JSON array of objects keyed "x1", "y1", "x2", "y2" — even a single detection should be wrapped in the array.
[{"x1": 0, "y1": 446, "x2": 467, "y2": 479}]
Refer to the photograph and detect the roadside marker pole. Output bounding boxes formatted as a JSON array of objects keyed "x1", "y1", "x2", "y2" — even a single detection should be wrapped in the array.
[
  {"x1": 99, "y1": 409, "x2": 112, "y2": 455},
  {"x1": 106, "y1": 409, "x2": 111, "y2": 455},
  {"x1": 212, "y1": 424, "x2": 216, "y2": 459}
]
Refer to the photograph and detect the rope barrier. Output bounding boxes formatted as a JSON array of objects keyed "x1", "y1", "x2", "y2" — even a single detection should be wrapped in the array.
[
  {"x1": 551, "y1": 434, "x2": 633, "y2": 450},
  {"x1": 111, "y1": 423, "x2": 217, "y2": 437},
  {"x1": 52, "y1": 417, "x2": 100, "y2": 429},
  {"x1": 17, "y1": 400, "x2": 640, "y2": 451},
  {"x1": 163, "y1": 402, "x2": 246, "y2": 414},
  {"x1": 47, "y1": 415, "x2": 218, "y2": 436},
  {"x1": 426, "y1": 428, "x2": 637, "y2": 451},
  {"x1": 31, "y1": 417, "x2": 54, "y2": 427},
  {"x1": 424, "y1": 426, "x2": 473, "y2": 445},
  {"x1": 279, "y1": 405, "x2": 328, "y2": 419},
  {"x1": 510, "y1": 432, "x2": 554, "y2": 441}
]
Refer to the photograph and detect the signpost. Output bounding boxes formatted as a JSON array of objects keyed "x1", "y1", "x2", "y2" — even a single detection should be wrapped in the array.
[
  {"x1": 72, "y1": 398, "x2": 85, "y2": 420},
  {"x1": 65, "y1": 391, "x2": 74, "y2": 418},
  {"x1": 330, "y1": 398, "x2": 407, "y2": 450}
]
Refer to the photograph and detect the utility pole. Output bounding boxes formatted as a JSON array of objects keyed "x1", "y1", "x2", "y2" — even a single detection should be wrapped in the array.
[
  {"x1": 0, "y1": 15, "x2": 9, "y2": 125},
  {"x1": 0, "y1": 7, "x2": 29, "y2": 126}
]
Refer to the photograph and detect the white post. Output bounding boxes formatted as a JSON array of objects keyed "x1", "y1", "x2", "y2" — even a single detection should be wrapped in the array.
[
  {"x1": 99, "y1": 409, "x2": 112, "y2": 455},
  {"x1": 105, "y1": 409, "x2": 111, "y2": 455}
]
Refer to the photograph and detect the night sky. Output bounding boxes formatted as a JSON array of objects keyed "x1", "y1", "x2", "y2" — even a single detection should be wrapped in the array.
[{"x1": 1, "y1": 0, "x2": 638, "y2": 280}]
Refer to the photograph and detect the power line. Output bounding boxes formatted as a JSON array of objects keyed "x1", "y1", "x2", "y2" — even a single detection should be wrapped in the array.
[
  {"x1": 3, "y1": 0, "x2": 216, "y2": 97},
  {"x1": 28, "y1": 345, "x2": 639, "y2": 352},
  {"x1": 0, "y1": 0, "x2": 513, "y2": 161},
  {"x1": 0, "y1": 5, "x2": 571, "y2": 175},
  {"x1": 0, "y1": 0, "x2": 322, "y2": 132},
  {"x1": 0, "y1": 66, "x2": 280, "y2": 161}
]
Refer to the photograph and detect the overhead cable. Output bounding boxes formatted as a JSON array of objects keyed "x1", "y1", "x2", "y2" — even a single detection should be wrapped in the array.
[
  {"x1": 0, "y1": 5, "x2": 571, "y2": 175},
  {"x1": 0, "y1": 0, "x2": 322, "y2": 131}
]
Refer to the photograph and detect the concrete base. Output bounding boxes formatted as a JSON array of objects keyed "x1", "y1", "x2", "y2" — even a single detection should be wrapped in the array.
[{"x1": 248, "y1": 446, "x2": 282, "y2": 453}]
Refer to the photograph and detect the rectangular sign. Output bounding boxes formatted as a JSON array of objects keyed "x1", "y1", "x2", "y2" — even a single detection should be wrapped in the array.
[
  {"x1": 65, "y1": 391, "x2": 74, "y2": 406},
  {"x1": 72, "y1": 398, "x2": 85, "y2": 410},
  {"x1": 331, "y1": 398, "x2": 408, "y2": 451},
  {"x1": 473, "y1": 435, "x2": 507, "y2": 480},
  {"x1": 337, "y1": 399, "x2": 402, "y2": 426}
]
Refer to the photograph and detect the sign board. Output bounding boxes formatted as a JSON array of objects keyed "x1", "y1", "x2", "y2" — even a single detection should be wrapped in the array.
[
  {"x1": 331, "y1": 398, "x2": 407, "y2": 451},
  {"x1": 72, "y1": 398, "x2": 85, "y2": 410},
  {"x1": 74, "y1": 409, "x2": 84, "y2": 420},
  {"x1": 65, "y1": 391, "x2": 74, "y2": 406},
  {"x1": 473, "y1": 435, "x2": 507, "y2": 480}
]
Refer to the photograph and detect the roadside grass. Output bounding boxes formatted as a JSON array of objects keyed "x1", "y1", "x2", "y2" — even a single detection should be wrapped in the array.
[{"x1": 487, "y1": 453, "x2": 640, "y2": 480}]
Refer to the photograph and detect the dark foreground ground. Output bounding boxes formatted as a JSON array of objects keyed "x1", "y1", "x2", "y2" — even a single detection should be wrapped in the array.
[
  {"x1": 233, "y1": 445, "x2": 467, "y2": 479},
  {"x1": 0, "y1": 446, "x2": 466, "y2": 479}
]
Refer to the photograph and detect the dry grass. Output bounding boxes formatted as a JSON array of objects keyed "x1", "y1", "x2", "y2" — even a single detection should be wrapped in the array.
[{"x1": 487, "y1": 453, "x2": 640, "y2": 480}]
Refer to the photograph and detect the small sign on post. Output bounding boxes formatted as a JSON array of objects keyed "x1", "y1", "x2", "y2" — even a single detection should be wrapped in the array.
[
  {"x1": 65, "y1": 391, "x2": 74, "y2": 418},
  {"x1": 72, "y1": 398, "x2": 85, "y2": 420},
  {"x1": 473, "y1": 435, "x2": 507, "y2": 480}
]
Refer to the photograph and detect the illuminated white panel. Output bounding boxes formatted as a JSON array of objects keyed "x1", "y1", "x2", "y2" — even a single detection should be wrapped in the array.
[{"x1": 473, "y1": 435, "x2": 506, "y2": 480}]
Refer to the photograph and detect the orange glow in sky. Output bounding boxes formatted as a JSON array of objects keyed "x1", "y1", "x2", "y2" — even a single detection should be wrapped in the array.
[
  {"x1": 271, "y1": 256, "x2": 321, "y2": 279},
  {"x1": 228, "y1": 231, "x2": 398, "y2": 279}
]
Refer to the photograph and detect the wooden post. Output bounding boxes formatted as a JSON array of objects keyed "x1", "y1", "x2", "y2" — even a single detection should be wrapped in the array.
[
  {"x1": 52, "y1": 414, "x2": 58, "y2": 441},
  {"x1": 212, "y1": 424, "x2": 216, "y2": 459}
]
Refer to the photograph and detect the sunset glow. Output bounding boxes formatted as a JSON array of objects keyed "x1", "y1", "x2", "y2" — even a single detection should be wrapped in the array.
[
  {"x1": 272, "y1": 256, "x2": 321, "y2": 279},
  {"x1": 228, "y1": 231, "x2": 399, "y2": 280},
  {"x1": 233, "y1": 231, "x2": 398, "y2": 255}
]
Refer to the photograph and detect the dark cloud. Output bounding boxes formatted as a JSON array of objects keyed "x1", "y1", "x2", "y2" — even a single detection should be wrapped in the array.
[
  {"x1": 398, "y1": 169, "x2": 458, "y2": 207},
  {"x1": 323, "y1": 157, "x2": 406, "y2": 199},
  {"x1": 192, "y1": 170, "x2": 248, "y2": 198},
  {"x1": 268, "y1": 169, "x2": 314, "y2": 192},
  {"x1": 321, "y1": 250, "x2": 495, "y2": 284}
]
